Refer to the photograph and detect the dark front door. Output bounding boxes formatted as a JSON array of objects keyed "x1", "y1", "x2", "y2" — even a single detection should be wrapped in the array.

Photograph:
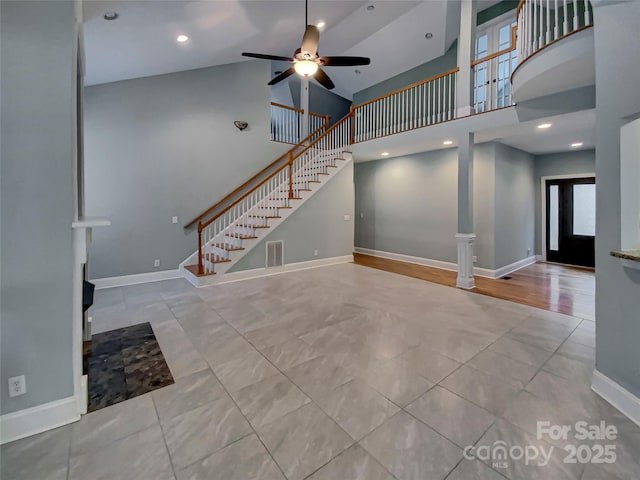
[{"x1": 546, "y1": 177, "x2": 596, "y2": 268}]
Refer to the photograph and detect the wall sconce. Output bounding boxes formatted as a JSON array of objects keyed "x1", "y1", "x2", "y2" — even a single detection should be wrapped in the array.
[{"x1": 234, "y1": 121, "x2": 248, "y2": 131}]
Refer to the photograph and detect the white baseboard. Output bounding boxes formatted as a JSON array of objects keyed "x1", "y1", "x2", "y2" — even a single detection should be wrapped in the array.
[
  {"x1": 0, "y1": 396, "x2": 79, "y2": 445},
  {"x1": 190, "y1": 255, "x2": 353, "y2": 287},
  {"x1": 494, "y1": 255, "x2": 538, "y2": 278},
  {"x1": 592, "y1": 370, "x2": 640, "y2": 428},
  {"x1": 354, "y1": 248, "x2": 537, "y2": 279},
  {"x1": 354, "y1": 247, "x2": 458, "y2": 272},
  {"x1": 92, "y1": 269, "x2": 181, "y2": 289}
]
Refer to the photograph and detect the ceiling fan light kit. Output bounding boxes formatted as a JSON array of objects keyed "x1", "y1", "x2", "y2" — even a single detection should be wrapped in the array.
[
  {"x1": 241, "y1": 0, "x2": 370, "y2": 90},
  {"x1": 294, "y1": 60, "x2": 319, "y2": 77}
]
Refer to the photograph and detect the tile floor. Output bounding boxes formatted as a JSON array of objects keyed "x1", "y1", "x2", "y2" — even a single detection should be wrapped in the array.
[{"x1": 2, "y1": 263, "x2": 639, "y2": 480}]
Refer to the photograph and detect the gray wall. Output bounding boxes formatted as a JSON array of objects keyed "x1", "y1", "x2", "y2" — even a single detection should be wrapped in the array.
[
  {"x1": 494, "y1": 143, "x2": 536, "y2": 268},
  {"x1": 229, "y1": 164, "x2": 354, "y2": 271},
  {"x1": 354, "y1": 143, "x2": 497, "y2": 269},
  {"x1": 290, "y1": 79, "x2": 352, "y2": 126},
  {"x1": 0, "y1": 0, "x2": 76, "y2": 414},
  {"x1": 353, "y1": 41, "x2": 458, "y2": 105},
  {"x1": 592, "y1": 0, "x2": 640, "y2": 397},
  {"x1": 533, "y1": 150, "x2": 596, "y2": 255},
  {"x1": 84, "y1": 61, "x2": 289, "y2": 279}
]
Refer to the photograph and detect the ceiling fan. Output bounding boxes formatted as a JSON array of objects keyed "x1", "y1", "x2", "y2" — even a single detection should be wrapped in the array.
[{"x1": 241, "y1": 0, "x2": 370, "y2": 90}]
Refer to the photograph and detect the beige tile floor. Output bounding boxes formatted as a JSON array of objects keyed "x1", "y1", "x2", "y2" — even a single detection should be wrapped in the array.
[{"x1": 2, "y1": 263, "x2": 639, "y2": 480}]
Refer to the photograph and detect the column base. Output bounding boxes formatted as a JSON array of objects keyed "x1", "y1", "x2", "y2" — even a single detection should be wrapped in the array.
[{"x1": 455, "y1": 233, "x2": 476, "y2": 289}]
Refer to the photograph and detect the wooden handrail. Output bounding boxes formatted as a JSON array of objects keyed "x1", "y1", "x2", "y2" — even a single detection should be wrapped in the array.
[
  {"x1": 516, "y1": 0, "x2": 526, "y2": 18},
  {"x1": 352, "y1": 67, "x2": 460, "y2": 110},
  {"x1": 471, "y1": 25, "x2": 518, "y2": 67},
  {"x1": 270, "y1": 101, "x2": 327, "y2": 119},
  {"x1": 200, "y1": 112, "x2": 353, "y2": 230},
  {"x1": 184, "y1": 116, "x2": 329, "y2": 229}
]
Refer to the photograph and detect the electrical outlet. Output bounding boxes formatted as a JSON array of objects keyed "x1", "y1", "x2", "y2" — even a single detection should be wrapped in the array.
[
  {"x1": 313, "y1": 249, "x2": 318, "y2": 257},
  {"x1": 154, "y1": 259, "x2": 160, "y2": 267},
  {"x1": 473, "y1": 256, "x2": 478, "y2": 263},
  {"x1": 172, "y1": 216, "x2": 178, "y2": 224},
  {"x1": 8, "y1": 375, "x2": 26, "y2": 397},
  {"x1": 360, "y1": 212, "x2": 364, "y2": 219},
  {"x1": 527, "y1": 248, "x2": 532, "y2": 255},
  {"x1": 343, "y1": 214, "x2": 351, "y2": 221}
]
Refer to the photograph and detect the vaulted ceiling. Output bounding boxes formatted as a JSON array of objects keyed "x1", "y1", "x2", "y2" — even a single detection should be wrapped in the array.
[{"x1": 83, "y1": 0, "x2": 468, "y2": 97}]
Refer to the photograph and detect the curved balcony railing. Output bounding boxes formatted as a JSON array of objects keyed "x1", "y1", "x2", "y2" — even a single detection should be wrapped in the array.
[{"x1": 516, "y1": 0, "x2": 593, "y2": 66}]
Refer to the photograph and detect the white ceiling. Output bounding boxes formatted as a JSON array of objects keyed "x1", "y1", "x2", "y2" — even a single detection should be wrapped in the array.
[
  {"x1": 477, "y1": 109, "x2": 596, "y2": 154},
  {"x1": 83, "y1": 0, "x2": 439, "y2": 91},
  {"x1": 351, "y1": 108, "x2": 595, "y2": 162}
]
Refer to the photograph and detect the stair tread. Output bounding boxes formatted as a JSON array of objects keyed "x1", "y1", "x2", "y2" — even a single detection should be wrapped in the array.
[
  {"x1": 185, "y1": 264, "x2": 216, "y2": 277},
  {"x1": 248, "y1": 215, "x2": 281, "y2": 219},
  {"x1": 236, "y1": 224, "x2": 270, "y2": 228}
]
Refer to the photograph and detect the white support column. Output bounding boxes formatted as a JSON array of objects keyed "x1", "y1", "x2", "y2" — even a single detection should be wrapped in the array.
[
  {"x1": 456, "y1": 132, "x2": 475, "y2": 289},
  {"x1": 301, "y1": 78, "x2": 310, "y2": 141},
  {"x1": 456, "y1": 0, "x2": 477, "y2": 117},
  {"x1": 456, "y1": 234, "x2": 476, "y2": 289}
]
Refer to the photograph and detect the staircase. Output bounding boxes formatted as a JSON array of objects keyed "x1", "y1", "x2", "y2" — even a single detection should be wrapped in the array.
[{"x1": 181, "y1": 113, "x2": 353, "y2": 287}]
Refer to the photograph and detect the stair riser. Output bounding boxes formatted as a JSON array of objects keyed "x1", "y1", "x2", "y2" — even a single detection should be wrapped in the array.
[{"x1": 208, "y1": 245, "x2": 231, "y2": 258}]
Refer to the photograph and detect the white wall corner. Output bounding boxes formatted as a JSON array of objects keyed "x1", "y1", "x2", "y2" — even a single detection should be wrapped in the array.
[
  {"x1": 592, "y1": 370, "x2": 640, "y2": 428},
  {"x1": 0, "y1": 397, "x2": 80, "y2": 445},
  {"x1": 455, "y1": 233, "x2": 476, "y2": 289}
]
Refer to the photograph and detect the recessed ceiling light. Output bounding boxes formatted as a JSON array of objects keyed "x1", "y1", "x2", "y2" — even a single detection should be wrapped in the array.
[
  {"x1": 537, "y1": 123, "x2": 552, "y2": 129},
  {"x1": 425, "y1": 32, "x2": 433, "y2": 39},
  {"x1": 443, "y1": 140, "x2": 453, "y2": 145},
  {"x1": 571, "y1": 142, "x2": 584, "y2": 147},
  {"x1": 354, "y1": 69, "x2": 361, "y2": 74},
  {"x1": 103, "y1": 12, "x2": 119, "y2": 20},
  {"x1": 367, "y1": 5, "x2": 375, "y2": 11},
  {"x1": 317, "y1": 21, "x2": 325, "y2": 28},
  {"x1": 381, "y1": 152, "x2": 389, "y2": 156},
  {"x1": 176, "y1": 34, "x2": 189, "y2": 43}
]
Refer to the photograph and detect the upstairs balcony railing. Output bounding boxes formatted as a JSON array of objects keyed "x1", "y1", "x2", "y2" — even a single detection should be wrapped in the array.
[
  {"x1": 517, "y1": 0, "x2": 593, "y2": 65},
  {"x1": 270, "y1": 102, "x2": 328, "y2": 145},
  {"x1": 351, "y1": 67, "x2": 459, "y2": 143}
]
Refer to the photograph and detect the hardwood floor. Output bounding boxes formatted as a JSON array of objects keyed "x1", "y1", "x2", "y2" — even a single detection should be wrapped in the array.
[{"x1": 353, "y1": 253, "x2": 595, "y2": 320}]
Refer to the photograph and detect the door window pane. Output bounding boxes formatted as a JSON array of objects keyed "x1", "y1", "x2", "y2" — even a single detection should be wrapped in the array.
[
  {"x1": 573, "y1": 184, "x2": 596, "y2": 236},
  {"x1": 550, "y1": 185, "x2": 559, "y2": 251}
]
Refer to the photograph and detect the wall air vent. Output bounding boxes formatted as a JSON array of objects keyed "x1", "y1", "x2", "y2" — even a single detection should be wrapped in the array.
[{"x1": 266, "y1": 240, "x2": 284, "y2": 268}]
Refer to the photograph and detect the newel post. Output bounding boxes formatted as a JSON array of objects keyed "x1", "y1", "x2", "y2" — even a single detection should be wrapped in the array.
[
  {"x1": 197, "y1": 222, "x2": 204, "y2": 275},
  {"x1": 288, "y1": 151, "x2": 294, "y2": 199}
]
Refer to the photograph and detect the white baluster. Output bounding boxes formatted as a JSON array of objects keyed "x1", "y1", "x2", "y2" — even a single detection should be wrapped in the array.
[
  {"x1": 553, "y1": 0, "x2": 558, "y2": 41},
  {"x1": 437, "y1": 77, "x2": 442, "y2": 123},
  {"x1": 584, "y1": 0, "x2": 590, "y2": 26},
  {"x1": 453, "y1": 72, "x2": 457, "y2": 118},
  {"x1": 563, "y1": 0, "x2": 569, "y2": 35},
  {"x1": 532, "y1": 0, "x2": 536, "y2": 53},
  {"x1": 573, "y1": 0, "x2": 578, "y2": 30},
  {"x1": 546, "y1": 0, "x2": 551, "y2": 44}
]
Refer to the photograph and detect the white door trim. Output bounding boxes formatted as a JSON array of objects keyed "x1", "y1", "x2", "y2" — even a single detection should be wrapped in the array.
[{"x1": 540, "y1": 173, "x2": 595, "y2": 261}]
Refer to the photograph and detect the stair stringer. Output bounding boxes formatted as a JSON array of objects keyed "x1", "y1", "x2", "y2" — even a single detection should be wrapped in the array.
[{"x1": 180, "y1": 152, "x2": 353, "y2": 287}]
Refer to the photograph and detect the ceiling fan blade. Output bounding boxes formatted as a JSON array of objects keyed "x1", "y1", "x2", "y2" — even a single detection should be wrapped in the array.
[
  {"x1": 242, "y1": 52, "x2": 294, "y2": 62},
  {"x1": 320, "y1": 56, "x2": 371, "y2": 66},
  {"x1": 268, "y1": 67, "x2": 296, "y2": 86},
  {"x1": 314, "y1": 67, "x2": 335, "y2": 90},
  {"x1": 301, "y1": 25, "x2": 320, "y2": 55}
]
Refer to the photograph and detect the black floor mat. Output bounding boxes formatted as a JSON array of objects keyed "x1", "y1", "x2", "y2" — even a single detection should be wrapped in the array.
[{"x1": 87, "y1": 323, "x2": 174, "y2": 412}]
